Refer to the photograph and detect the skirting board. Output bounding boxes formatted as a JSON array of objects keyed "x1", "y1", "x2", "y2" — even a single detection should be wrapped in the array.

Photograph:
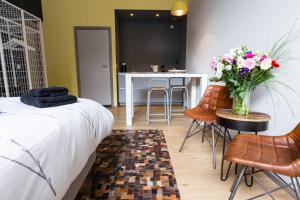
[{"x1": 62, "y1": 151, "x2": 96, "y2": 200}]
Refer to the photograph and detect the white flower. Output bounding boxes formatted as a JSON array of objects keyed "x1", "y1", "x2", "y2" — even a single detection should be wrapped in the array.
[
  {"x1": 253, "y1": 56, "x2": 260, "y2": 62},
  {"x1": 237, "y1": 48, "x2": 243, "y2": 55},
  {"x1": 216, "y1": 70, "x2": 223, "y2": 79},
  {"x1": 217, "y1": 63, "x2": 224, "y2": 71},
  {"x1": 260, "y1": 58, "x2": 272, "y2": 70},
  {"x1": 225, "y1": 65, "x2": 232, "y2": 70},
  {"x1": 255, "y1": 50, "x2": 261, "y2": 55},
  {"x1": 215, "y1": 63, "x2": 224, "y2": 79},
  {"x1": 229, "y1": 49, "x2": 236, "y2": 57},
  {"x1": 236, "y1": 57, "x2": 244, "y2": 69}
]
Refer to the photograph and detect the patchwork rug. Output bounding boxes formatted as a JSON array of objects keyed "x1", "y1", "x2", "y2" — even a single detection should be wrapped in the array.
[{"x1": 75, "y1": 130, "x2": 181, "y2": 200}]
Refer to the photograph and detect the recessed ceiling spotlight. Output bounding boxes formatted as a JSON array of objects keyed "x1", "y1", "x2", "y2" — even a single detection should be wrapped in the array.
[
  {"x1": 155, "y1": 13, "x2": 160, "y2": 17},
  {"x1": 130, "y1": 13, "x2": 134, "y2": 17}
]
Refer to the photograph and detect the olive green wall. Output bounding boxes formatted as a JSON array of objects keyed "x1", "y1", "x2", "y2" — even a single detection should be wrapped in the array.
[{"x1": 41, "y1": 0, "x2": 175, "y2": 106}]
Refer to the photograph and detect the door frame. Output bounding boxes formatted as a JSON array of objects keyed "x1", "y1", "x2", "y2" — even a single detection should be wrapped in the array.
[{"x1": 74, "y1": 26, "x2": 114, "y2": 107}]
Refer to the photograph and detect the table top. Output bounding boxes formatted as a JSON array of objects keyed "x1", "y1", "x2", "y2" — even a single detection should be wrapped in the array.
[
  {"x1": 216, "y1": 109, "x2": 271, "y2": 122},
  {"x1": 120, "y1": 72, "x2": 208, "y2": 78}
]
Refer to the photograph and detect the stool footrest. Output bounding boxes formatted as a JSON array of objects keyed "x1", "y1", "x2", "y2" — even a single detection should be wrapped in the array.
[
  {"x1": 148, "y1": 119, "x2": 169, "y2": 122},
  {"x1": 149, "y1": 113, "x2": 166, "y2": 116}
]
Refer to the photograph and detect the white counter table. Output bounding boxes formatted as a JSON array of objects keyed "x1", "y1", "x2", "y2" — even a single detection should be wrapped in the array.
[{"x1": 123, "y1": 72, "x2": 208, "y2": 126}]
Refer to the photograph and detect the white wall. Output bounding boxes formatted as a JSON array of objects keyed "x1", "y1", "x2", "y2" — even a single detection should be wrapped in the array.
[{"x1": 186, "y1": 0, "x2": 300, "y2": 134}]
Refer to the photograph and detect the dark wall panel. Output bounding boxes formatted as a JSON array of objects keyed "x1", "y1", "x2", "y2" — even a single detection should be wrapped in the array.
[
  {"x1": 118, "y1": 17, "x2": 186, "y2": 72},
  {"x1": 6, "y1": 0, "x2": 43, "y2": 19}
]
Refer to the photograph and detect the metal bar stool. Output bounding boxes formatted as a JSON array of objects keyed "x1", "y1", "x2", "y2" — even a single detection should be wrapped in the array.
[
  {"x1": 169, "y1": 77, "x2": 189, "y2": 120},
  {"x1": 147, "y1": 78, "x2": 170, "y2": 125}
]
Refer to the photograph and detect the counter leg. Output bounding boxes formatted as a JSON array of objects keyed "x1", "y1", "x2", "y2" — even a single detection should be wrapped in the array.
[{"x1": 125, "y1": 75, "x2": 133, "y2": 126}]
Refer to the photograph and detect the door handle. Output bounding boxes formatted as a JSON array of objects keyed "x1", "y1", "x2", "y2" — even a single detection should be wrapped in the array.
[{"x1": 101, "y1": 64, "x2": 109, "y2": 69}]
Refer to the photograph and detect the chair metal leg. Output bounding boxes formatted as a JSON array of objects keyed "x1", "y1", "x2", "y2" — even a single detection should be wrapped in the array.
[
  {"x1": 165, "y1": 90, "x2": 170, "y2": 125},
  {"x1": 147, "y1": 90, "x2": 151, "y2": 125},
  {"x1": 250, "y1": 173, "x2": 276, "y2": 200},
  {"x1": 212, "y1": 124, "x2": 216, "y2": 169},
  {"x1": 184, "y1": 87, "x2": 189, "y2": 108},
  {"x1": 292, "y1": 177, "x2": 300, "y2": 200},
  {"x1": 164, "y1": 94, "x2": 167, "y2": 119},
  {"x1": 229, "y1": 166, "x2": 247, "y2": 200},
  {"x1": 182, "y1": 88, "x2": 188, "y2": 109},
  {"x1": 201, "y1": 122, "x2": 207, "y2": 143},
  {"x1": 169, "y1": 88, "x2": 173, "y2": 119},
  {"x1": 230, "y1": 166, "x2": 243, "y2": 192},
  {"x1": 179, "y1": 120, "x2": 195, "y2": 152}
]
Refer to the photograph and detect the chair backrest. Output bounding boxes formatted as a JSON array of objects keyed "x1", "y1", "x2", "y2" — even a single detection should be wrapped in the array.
[
  {"x1": 284, "y1": 123, "x2": 300, "y2": 176},
  {"x1": 149, "y1": 78, "x2": 169, "y2": 88},
  {"x1": 196, "y1": 85, "x2": 232, "y2": 112},
  {"x1": 288, "y1": 123, "x2": 300, "y2": 161},
  {"x1": 169, "y1": 77, "x2": 184, "y2": 87},
  {"x1": 288, "y1": 123, "x2": 300, "y2": 143}
]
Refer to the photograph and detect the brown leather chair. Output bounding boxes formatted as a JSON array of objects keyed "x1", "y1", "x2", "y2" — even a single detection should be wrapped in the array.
[
  {"x1": 179, "y1": 85, "x2": 232, "y2": 169},
  {"x1": 225, "y1": 123, "x2": 300, "y2": 200}
]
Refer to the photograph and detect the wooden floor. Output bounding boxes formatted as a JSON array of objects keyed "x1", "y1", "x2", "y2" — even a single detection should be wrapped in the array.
[{"x1": 110, "y1": 106, "x2": 292, "y2": 200}]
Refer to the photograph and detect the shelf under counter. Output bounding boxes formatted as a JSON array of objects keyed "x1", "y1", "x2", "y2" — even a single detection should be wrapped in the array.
[{"x1": 117, "y1": 73, "x2": 184, "y2": 105}]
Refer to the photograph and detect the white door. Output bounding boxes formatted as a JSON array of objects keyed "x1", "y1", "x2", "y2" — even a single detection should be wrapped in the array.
[{"x1": 75, "y1": 28, "x2": 112, "y2": 106}]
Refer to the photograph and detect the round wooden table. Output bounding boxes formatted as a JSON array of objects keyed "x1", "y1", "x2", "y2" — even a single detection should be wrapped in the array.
[{"x1": 216, "y1": 109, "x2": 271, "y2": 184}]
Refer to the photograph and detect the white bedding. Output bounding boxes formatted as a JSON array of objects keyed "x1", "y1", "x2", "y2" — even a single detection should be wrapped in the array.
[{"x1": 0, "y1": 98, "x2": 114, "y2": 200}]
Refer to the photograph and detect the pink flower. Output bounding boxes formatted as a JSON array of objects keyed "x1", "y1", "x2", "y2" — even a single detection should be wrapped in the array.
[
  {"x1": 244, "y1": 51, "x2": 255, "y2": 59},
  {"x1": 259, "y1": 55, "x2": 267, "y2": 62},
  {"x1": 243, "y1": 58, "x2": 256, "y2": 70},
  {"x1": 223, "y1": 54, "x2": 234, "y2": 63},
  {"x1": 210, "y1": 56, "x2": 218, "y2": 69}
]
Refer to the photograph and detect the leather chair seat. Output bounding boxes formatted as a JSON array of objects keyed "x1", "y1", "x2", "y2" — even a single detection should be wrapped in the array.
[
  {"x1": 184, "y1": 108, "x2": 217, "y2": 123},
  {"x1": 224, "y1": 130, "x2": 300, "y2": 177}
]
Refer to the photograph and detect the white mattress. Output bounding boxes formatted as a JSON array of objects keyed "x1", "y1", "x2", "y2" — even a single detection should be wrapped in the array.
[{"x1": 0, "y1": 98, "x2": 114, "y2": 200}]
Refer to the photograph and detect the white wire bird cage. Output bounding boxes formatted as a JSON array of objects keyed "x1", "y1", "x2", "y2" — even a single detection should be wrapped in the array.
[{"x1": 0, "y1": 0, "x2": 47, "y2": 97}]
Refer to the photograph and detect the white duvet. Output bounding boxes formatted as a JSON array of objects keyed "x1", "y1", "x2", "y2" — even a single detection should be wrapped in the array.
[{"x1": 0, "y1": 98, "x2": 114, "y2": 200}]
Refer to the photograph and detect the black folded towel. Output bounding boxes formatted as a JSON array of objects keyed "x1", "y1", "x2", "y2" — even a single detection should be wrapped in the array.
[
  {"x1": 21, "y1": 95, "x2": 77, "y2": 108},
  {"x1": 28, "y1": 87, "x2": 69, "y2": 97}
]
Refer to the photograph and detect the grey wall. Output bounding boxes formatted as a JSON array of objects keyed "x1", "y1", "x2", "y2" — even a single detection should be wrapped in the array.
[{"x1": 186, "y1": 0, "x2": 300, "y2": 134}]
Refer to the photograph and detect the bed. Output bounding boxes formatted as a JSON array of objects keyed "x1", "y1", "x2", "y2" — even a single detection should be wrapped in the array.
[{"x1": 0, "y1": 98, "x2": 114, "y2": 200}]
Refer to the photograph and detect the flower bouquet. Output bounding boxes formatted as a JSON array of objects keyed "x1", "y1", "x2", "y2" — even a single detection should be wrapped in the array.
[{"x1": 210, "y1": 46, "x2": 280, "y2": 115}]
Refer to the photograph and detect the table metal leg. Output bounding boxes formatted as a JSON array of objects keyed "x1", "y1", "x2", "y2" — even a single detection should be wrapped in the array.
[
  {"x1": 245, "y1": 167, "x2": 255, "y2": 187},
  {"x1": 234, "y1": 131, "x2": 241, "y2": 175},
  {"x1": 221, "y1": 127, "x2": 232, "y2": 181},
  {"x1": 244, "y1": 131, "x2": 258, "y2": 187}
]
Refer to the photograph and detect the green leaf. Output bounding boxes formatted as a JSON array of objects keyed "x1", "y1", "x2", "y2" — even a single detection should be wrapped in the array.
[{"x1": 209, "y1": 77, "x2": 220, "y2": 82}]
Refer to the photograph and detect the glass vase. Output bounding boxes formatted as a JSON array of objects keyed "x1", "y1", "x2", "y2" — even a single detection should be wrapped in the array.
[{"x1": 232, "y1": 90, "x2": 251, "y2": 115}]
